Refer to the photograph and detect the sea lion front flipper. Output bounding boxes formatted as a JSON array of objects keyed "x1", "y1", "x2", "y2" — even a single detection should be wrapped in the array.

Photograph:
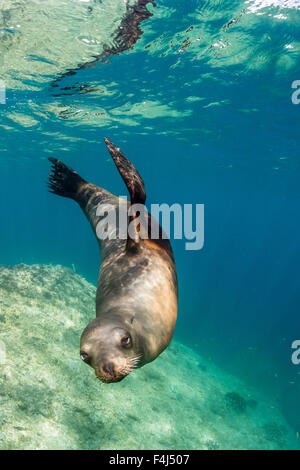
[{"x1": 104, "y1": 137, "x2": 146, "y2": 206}]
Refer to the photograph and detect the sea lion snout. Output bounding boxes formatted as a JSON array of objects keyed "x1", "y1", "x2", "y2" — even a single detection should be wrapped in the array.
[
  {"x1": 95, "y1": 362, "x2": 126, "y2": 383},
  {"x1": 95, "y1": 356, "x2": 133, "y2": 383},
  {"x1": 101, "y1": 362, "x2": 121, "y2": 382}
]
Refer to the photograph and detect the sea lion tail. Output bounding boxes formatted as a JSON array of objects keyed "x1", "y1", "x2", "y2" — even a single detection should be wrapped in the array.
[
  {"x1": 48, "y1": 158, "x2": 86, "y2": 200},
  {"x1": 104, "y1": 137, "x2": 146, "y2": 205}
]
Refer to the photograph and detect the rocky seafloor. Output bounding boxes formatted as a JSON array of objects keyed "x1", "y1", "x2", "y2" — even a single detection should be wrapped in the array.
[{"x1": 0, "y1": 264, "x2": 298, "y2": 450}]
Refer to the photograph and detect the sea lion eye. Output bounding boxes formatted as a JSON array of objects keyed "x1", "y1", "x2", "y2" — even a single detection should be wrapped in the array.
[
  {"x1": 121, "y1": 336, "x2": 131, "y2": 347},
  {"x1": 80, "y1": 352, "x2": 88, "y2": 361}
]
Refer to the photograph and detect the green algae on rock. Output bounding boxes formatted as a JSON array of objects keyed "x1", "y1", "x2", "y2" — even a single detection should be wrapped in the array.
[{"x1": 0, "y1": 264, "x2": 298, "y2": 450}]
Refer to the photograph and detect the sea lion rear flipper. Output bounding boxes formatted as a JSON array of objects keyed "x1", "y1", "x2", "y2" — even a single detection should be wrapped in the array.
[
  {"x1": 48, "y1": 158, "x2": 86, "y2": 200},
  {"x1": 104, "y1": 137, "x2": 146, "y2": 205}
]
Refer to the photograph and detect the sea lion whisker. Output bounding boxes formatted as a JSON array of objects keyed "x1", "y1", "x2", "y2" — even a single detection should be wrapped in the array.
[
  {"x1": 130, "y1": 361, "x2": 140, "y2": 367},
  {"x1": 127, "y1": 363, "x2": 136, "y2": 369},
  {"x1": 131, "y1": 361, "x2": 141, "y2": 366},
  {"x1": 129, "y1": 357, "x2": 139, "y2": 363},
  {"x1": 129, "y1": 354, "x2": 142, "y2": 363}
]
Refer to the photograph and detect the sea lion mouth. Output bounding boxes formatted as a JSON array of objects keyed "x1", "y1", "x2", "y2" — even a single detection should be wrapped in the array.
[{"x1": 96, "y1": 373, "x2": 127, "y2": 384}]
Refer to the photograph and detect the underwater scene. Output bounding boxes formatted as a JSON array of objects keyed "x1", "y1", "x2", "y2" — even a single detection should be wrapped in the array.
[{"x1": 0, "y1": 0, "x2": 300, "y2": 451}]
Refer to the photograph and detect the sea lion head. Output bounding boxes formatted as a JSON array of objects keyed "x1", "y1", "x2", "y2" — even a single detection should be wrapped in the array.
[{"x1": 79, "y1": 317, "x2": 143, "y2": 383}]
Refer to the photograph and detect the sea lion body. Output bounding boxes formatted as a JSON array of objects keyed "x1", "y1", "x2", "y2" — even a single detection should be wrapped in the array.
[{"x1": 48, "y1": 139, "x2": 178, "y2": 383}]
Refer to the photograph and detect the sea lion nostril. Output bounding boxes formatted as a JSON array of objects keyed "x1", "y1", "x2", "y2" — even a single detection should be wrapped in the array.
[{"x1": 103, "y1": 362, "x2": 115, "y2": 375}]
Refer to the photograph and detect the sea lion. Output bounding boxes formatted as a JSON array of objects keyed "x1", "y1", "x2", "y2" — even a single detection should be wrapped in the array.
[{"x1": 48, "y1": 138, "x2": 178, "y2": 383}]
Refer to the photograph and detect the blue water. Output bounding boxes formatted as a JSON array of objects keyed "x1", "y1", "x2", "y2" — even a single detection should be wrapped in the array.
[{"x1": 0, "y1": 0, "x2": 300, "y2": 447}]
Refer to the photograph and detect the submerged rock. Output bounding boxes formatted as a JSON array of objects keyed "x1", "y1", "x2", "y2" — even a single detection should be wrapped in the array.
[{"x1": 0, "y1": 264, "x2": 298, "y2": 450}]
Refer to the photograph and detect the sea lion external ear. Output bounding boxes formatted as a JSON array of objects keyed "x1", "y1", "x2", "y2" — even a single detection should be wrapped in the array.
[{"x1": 104, "y1": 137, "x2": 146, "y2": 206}]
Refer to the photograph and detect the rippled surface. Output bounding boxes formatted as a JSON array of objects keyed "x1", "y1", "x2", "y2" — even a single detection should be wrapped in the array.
[
  {"x1": 0, "y1": 0, "x2": 138, "y2": 89},
  {"x1": 0, "y1": 0, "x2": 299, "y2": 157}
]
